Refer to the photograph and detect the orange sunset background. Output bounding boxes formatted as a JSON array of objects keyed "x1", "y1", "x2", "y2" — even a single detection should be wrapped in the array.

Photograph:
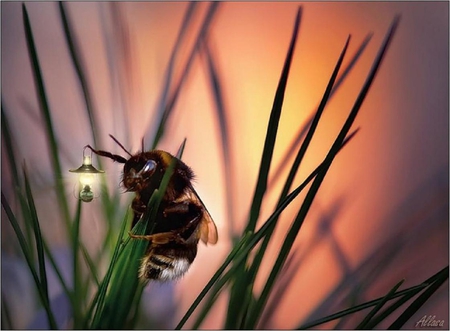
[{"x1": 1, "y1": 2, "x2": 448, "y2": 329}]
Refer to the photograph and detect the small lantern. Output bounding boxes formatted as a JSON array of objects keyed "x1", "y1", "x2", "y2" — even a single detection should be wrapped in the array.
[{"x1": 69, "y1": 146, "x2": 104, "y2": 202}]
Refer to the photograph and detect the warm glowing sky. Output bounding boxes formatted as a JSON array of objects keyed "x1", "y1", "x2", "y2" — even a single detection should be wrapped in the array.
[{"x1": 2, "y1": 2, "x2": 448, "y2": 329}]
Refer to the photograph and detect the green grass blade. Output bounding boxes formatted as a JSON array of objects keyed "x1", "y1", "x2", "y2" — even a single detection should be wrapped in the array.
[
  {"x1": 85, "y1": 209, "x2": 130, "y2": 328},
  {"x1": 185, "y1": 131, "x2": 357, "y2": 329},
  {"x1": 365, "y1": 267, "x2": 449, "y2": 329},
  {"x1": 326, "y1": 16, "x2": 400, "y2": 161},
  {"x1": 22, "y1": 3, "x2": 71, "y2": 229},
  {"x1": 245, "y1": 6, "x2": 302, "y2": 234},
  {"x1": 1, "y1": 192, "x2": 36, "y2": 279},
  {"x1": 58, "y1": 1, "x2": 99, "y2": 148},
  {"x1": 243, "y1": 36, "x2": 351, "y2": 323},
  {"x1": 224, "y1": 7, "x2": 302, "y2": 328},
  {"x1": 58, "y1": 2, "x2": 116, "y2": 237},
  {"x1": 23, "y1": 190, "x2": 59, "y2": 330},
  {"x1": 202, "y1": 40, "x2": 236, "y2": 239},
  {"x1": 1, "y1": 294, "x2": 14, "y2": 329},
  {"x1": 356, "y1": 279, "x2": 404, "y2": 329},
  {"x1": 151, "y1": 2, "x2": 219, "y2": 149},
  {"x1": 297, "y1": 266, "x2": 449, "y2": 329},
  {"x1": 1, "y1": 102, "x2": 20, "y2": 188},
  {"x1": 1, "y1": 192, "x2": 58, "y2": 329},
  {"x1": 246, "y1": 16, "x2": 400, "y2": 329},
  {"x1": 245, "y1": 152, "x2": 333, "y2": 329},
  {"x1": 182, "y1": 167, "x2": 315, "y2": 329},
  {"x1": 80, "y1": 244, "x2": 100, "y2": 288},
  {"x1": 175, "y1": 231, "x2": 253, "y2": 329},
  {"x1": 388, "y1": 266, "x2": 449, "y2": 329},
  {"x1": 268, "y1": 33, "x2": 372, "y2": 190},
  {"x1": 149, "y1": 2, "x2": 198, "y2": 147},
  {"x1": 128, "y1": 282, "x2": 146, "y2": 329},
  {"x1": 363, "y1": 289, "x2": 421, "y2": 329},
  {"x1": 192, "y1": 130, "x2": 358, "y2": 329},
  {"x1": 178, "y1": 135, "x2": 354, "y2": 329},
  {"x1": 41, "y1": 239, "x2": 75, "y2": 306},
  {"x1": 297, "y1": 284, "x2": 426, "y2": 329},
  {"x1": 22, "y1": 167, "x2": 51, "y2": 312},
  {"x1": 90, "y1": 143, "x2": 183, "y2": 328},
  {"x1": 178, "y1": 178, "x2": 309, "y2": 329},
  {"x1": 72, "y1": 198, "x2": 83, "y2": 327},
  {"x1": 95, "y1": 221, "x2": 148, "y2": 328},
  {"x1": 1, "y1": 103, "x2": 36, "y2": 247},
  {"x1": 190, "y1": 274, "x2": 231, "y2": 329}
]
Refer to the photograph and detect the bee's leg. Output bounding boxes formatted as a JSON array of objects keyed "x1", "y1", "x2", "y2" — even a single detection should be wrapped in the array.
[
  {"x1": 162, "y1": 202, "x2": 190, "y2": 216},
  {"x1": 128, "y1": 231, "x2": 174, "y2": 244},
  {"x1": 130, "y1": 204, "x2": 203, "y2": 243}
]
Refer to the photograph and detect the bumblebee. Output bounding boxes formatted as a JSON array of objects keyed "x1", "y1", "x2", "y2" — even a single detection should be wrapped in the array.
[{"x1": 86, "y1": 135, "x2": 218, "y2": 281}]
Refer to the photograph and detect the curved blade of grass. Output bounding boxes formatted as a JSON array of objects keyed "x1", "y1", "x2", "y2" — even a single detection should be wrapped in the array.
[
  {"x1": 356, "y1": 279, "x2": 404, "y2": 329},
  {"x1": 94, "y1": 219, "x2": 149, "y2": 328},
  {"x1": 1, "y1": 193, "x2": 58, "y2": 329},
  {"x1": 366, "y1": 266, "x2": 449, "y2": 329},
  {"x1": 243, "y1": 36, "x2": 351, "y2": 326},
  {"x1": 22, "y1": 4, "x2": 71, "y2": 231},
  {"x1": 91, "y1": 140, "x2": 184, "y2": 328},
  {"x1": 298, "y1": 284, "x2": 426, "y2": 329},
  {"x1": 190, "y1": 265, "x2": 240, "y2": 329},
  {"x1": 58, "y1": 2, "x2": 118, "y2": 243},
  {"x1": 80, "y1": 244, "x2": 100, "y2": 288},
  {"x1": 179, "y1": 180, "x2": 310, "y2": 330},
  {"x1": 363, "y1": 288, "x2": 422, "y2": 329},
  {"x1": 388, "y1": 266, "x2": 449, "y2": 329},
  {"x1": 58, "y1": 1, "x2": 100, "y2": 148},
  {"x1": 1, "y1": 102, "x2": 36, "y2": 247},
  {"x1": 245, "y1": 6, "x2": 302, "y2": 234},
  {"x1": 364, "y1": 267, "x2": 449, "y2": 329},
  {"x1": 268, "y1": 32, "x2": 373, "y2": 190},
  {"x1": 128, "y1": 282, "x2": 146, "y2": 329},
  {"x1": 175, "y1": 231, "x2": 253, "y2": 329},
  {"x1": 100, "y1": 2, "x2": 132, "y2": 149},
  {"x1": 180, "y1": 166, "x2": 315, "y2": 330},
  {"x1": 224, "y1": 7, "x2": 302, "y2": 328},
  {"x1": 1, "y1": 102, "x2": 21, "y2": 188},
  {"x1": 183, "y1": 130, "x2": 357, "y2": 329},
  {"x1": 245, "y1": 15, "x2": 400, "y2": 329},
  {"x1": 150, "y1": 2, "x2": 219, "y2": 149},
  {"x1": 41, "y1": 239, "x2": 75, "y2": 305},
  {"x1": 22, "y1": 167, "x2": 51, "y2": 311},
  {"x1": 177, "y1": 134, "x2": 353, "y2": 329},
  {"x1": 149, "y1": 2, "x2": 198, "y2": 147},
  {"x1": 71, "y1": 198, "x2": 83, "y2": 327},
  {"x1": 243, "y1": 136, "x2": 346, "y2": 328},
  {"x1": 23, "y1": 167, "x2": 71, "y2": 328},
  {"x1": 201, "y1": 39, "x2": 236, "y2": 240},
  {"x1": 85, "y1": 208, "x2": 130, "y2": 328},
  {"x1": 240, "y1": 129, "x2": 358, "y2": 329},
  {"x1": 298, "y1": 266, "x2": 448, "y2": 329},
  {"x1": 2, "y1": 123, "x2": 74, "y2": 312},
  {"x1": 1, "y1": 294, "x2": 14, "y2": 329}
]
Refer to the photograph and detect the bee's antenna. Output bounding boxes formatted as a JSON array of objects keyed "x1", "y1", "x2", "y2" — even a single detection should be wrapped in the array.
[
  {"x1": 141, "y1": 137, "x2": 145, "y2": 153},
  {"x1": 109, "y1": 134, "x2": 133, "y2": 157}
]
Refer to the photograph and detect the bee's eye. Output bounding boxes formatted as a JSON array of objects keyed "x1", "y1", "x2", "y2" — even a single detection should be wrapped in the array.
[{"x1": 140, "y1": 160, "x2": 156, "y2": 175}]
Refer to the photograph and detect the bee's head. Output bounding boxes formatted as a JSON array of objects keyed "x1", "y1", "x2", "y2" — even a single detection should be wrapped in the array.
[{"x1": 122, "y1": 155, "x2": 157, "y2": 192}]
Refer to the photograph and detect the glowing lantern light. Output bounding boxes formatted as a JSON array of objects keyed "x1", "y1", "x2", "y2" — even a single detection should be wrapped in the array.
[{"x1": 69, "y1": 147, "x2": 104, "y2": 202}]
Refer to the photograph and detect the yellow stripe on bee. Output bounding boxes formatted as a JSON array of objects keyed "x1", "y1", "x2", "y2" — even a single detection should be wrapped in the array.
[{"x1": 157, "y1": 150, "x2": 175, "y2": 167}]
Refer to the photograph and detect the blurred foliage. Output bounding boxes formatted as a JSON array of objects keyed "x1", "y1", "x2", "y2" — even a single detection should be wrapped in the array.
[{"x1": 1, "y1": 2, "x2": 447, "y2": 330}]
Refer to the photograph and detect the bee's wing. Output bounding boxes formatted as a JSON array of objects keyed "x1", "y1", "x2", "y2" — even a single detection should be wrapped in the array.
[{"x1": 186, "y1": 186, "x2": 218, "y2": 245}]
